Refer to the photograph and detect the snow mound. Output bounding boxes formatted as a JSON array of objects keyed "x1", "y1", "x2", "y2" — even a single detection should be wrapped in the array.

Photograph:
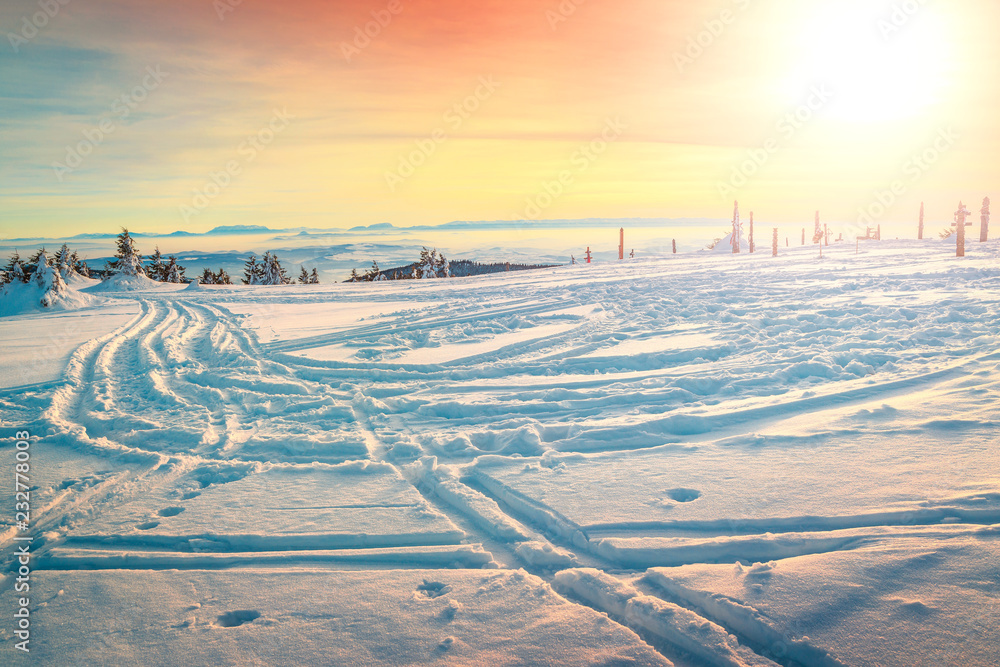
[
  {"x1": 0, "y1": 279, "x2": 96, "y2": 316},
  {"x1": 184, "y1": 279, "x2": 201, "y2": 290},
  {"x1": 84, "y1": 272, "x2": 162, "y2": 292},
  {"x1": 708, "y1": 232, "x2": 752, "y2": 254}
]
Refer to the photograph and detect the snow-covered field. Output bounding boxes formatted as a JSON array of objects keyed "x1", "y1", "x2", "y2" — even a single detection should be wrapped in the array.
[{"x1": 2, "y1": 240, "x2": 999, "y2": 665}]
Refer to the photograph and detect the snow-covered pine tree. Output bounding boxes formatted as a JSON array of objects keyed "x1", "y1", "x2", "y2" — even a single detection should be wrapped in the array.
[
  {"x1": 412, "y1": 248, "x2": 431, "y2": 279},
  {"x1": 298, "y1": 267, "x2": 310, "y2": 284},
  {"x1": 113, "y1": 229, "x2": 145, "y2": 276},
  {"x1": 5, "y1": 252, "x2": 26, "y2": 283},
  {"x1": 242, "y1": 254, "x2": 260, "y2": 285},
  {"x1": 309, "y1": 268, "x2": 320, "y2": 284},
  {"x1": 26, "y1": 247, "x2": 47, "y2": 277},
  {"x1": 147, "y1": 246, "x2": 166, "y2": 281},
  {"x1": 216, "y1": 269, "x2": 232, "y2": 285},
  {"x1": 434, "y1": 251, "x2": 450, "y2": 278},
  {"x1": 55, "y1": 244, "x2": 73, "y2": 277},
  {"x1": 164, "y1": 256, "x2": 186, "y2": 283},
  {"x1": 349, "y1": 268, "x2": 361, "y2": 283},
  {"x1": 33, "y1": 252, "x2": 67, "y2": 307},
  {"x1": 366, "y1": 260, "x2": 382, "y2": 282},
  {"x1": 260, "y1": 252, "x2": 289, "y2": 285},
  {"x1": 426, "y1": 250, "x2": 440, "y2": 278},
  {"x1": 69, "y1": 250, "x2": 90, "y2": 277},
  {"x1": 201, "y1": 268, "x2": 216, "y2": 285}
]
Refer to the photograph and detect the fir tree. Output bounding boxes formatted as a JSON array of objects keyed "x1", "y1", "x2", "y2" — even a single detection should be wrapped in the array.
[
  {"x1": 216, "y1": 269, "x2": 232, "y2": 285},
  {"x1": 298, "y1": 266, "x2": 310, "y2": 284},
  {"x1": 147, "y1": 246, "x2": 166, "y2": 281},
  {"x1": 260, "y1": 252, "x2": 289, "y2": 285},
  {"x1": 349, "y1": 268, "x2": 361, "y2": 283},
  {"x1": 201, "y1": 268, "x2": 216, "y2": 285},
  {"x1": 33, "y1": 252, "x2": 66, "y2": 307},
  {"x1": 366, "y1": 260, "x2": 383, "y2": 282},
  {"x1": 413, "y1": 247, "x2": 440, "y2": 279},
  {"x1": 26, "y1": 247, "x2": 47, "y2": 277},
  {"x1": 434, "y1": 251, "x2": 450, "y2": 278},
  {"x1": 242, "y1": 254, "x2": 261, "y2": 285},
  {"x1": 55, "y1": 244, "x2": 73, "y2": 277},
  {"x1": 309, "y1": 268, "x2": 320, "y2": 284},
  {"x1": 112, "y1": 228, "x2": 144, "y2": 276},
  {"x1": 164, "y1": 256, "x2": 186, "y2": 283},
  {"x1": 5, "y1": 252, "x2": 26, "y2": 283}
]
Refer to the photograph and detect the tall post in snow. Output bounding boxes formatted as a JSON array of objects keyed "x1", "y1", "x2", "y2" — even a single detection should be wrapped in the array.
[
  {"x1": 953, "y1": 202, "x2": 972, "y2": 257},
  {"x1": 824, "y1": 224, "x2": 829, "y2": 246},
  {"x1": 981, "y1": 197, "x2": 991, "y2": 242},
  {"x1": 813, "y1": 212, "x2": 822, "y2": 244},
  {"x1": 748, "y1": 212, "x2": 755, "y2": 253},
  {"x1": 772, "y1": 228, "x2": 779, "y2": 257},
  {"x1": 918, "y1": 202, "x2": 925, "y2": 240},
  {"x1": 731, "y1": 201, "x2": 742, "y2": 254},
  {"x1": 672, "y1": 239, "x2": 677, "y2": 254},
  {"x1": 585, "y1": 247, "x2": 592, "y2": 264},
  {"x1": 801, "y1": 229, "x2": 805, "y2": 245},
  {"x1": 619, "y1": 228, "x2": 624, "y2": 260}
]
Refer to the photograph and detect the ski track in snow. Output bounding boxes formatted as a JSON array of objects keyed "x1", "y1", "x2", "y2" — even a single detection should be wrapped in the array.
[{"x1": 2, "y1": 242, "x2": 1000, "y2": 665}]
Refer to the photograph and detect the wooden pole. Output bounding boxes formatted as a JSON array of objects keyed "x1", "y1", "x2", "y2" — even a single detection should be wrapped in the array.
[
  {"x1": 672, "y1": 239, "x2": 677, "y2": 254},
  {"x1": 772, "y1": 228, "x2": 778, "y2": 257},
  {"x1": 749, "y1": 212, "x2": 755, "y2": 254},
  {"x1": 731, "y1": 201, "x2": 741, "y2": 254},
  {"x1": 954, "y1": 202, "x2": 972, "y2": 257},
  {"x1": 918, "y1": 202, "x2": 925, "y2": 240},
  {"x1": 619, "y1": 228, "x2": 624, "y2": 260},
  {"x1": 981, "y1": 197, "x2": 991, "y2": 243},
  {"x1": 801, "y1": 229, "x2": 805, "y2": 245}
]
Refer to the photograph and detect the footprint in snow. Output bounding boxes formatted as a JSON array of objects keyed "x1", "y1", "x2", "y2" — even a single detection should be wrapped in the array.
[
  {"x1": 665, "y1": 488, "x2": 701, "y2": 503},
  {"x1": 158, "y1": 506, "x2": 185, "y2": 517},
  {"x1": 135, "y1": 521, "x2": 159, "y2": 531},
  {"x1": 215, "y1": 610, "x2": 261, "y2": 627},
  {"x1": 417, "y1": 580, "x2": 451, "y2": 599}
]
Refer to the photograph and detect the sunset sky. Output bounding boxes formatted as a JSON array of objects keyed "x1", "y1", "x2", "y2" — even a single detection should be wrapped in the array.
[{"x1": 1, "y1": 0, "x2": 998, "y2": 238}]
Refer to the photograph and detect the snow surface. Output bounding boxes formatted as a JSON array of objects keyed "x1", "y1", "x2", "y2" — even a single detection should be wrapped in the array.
[{"x1": 1, "y1": 239, "x2": 999, "y2": 664}]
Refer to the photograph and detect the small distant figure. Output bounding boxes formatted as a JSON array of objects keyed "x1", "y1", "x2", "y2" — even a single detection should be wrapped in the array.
[{"x1": 629, "y1": 249, "x2": 635, "y2": 259}]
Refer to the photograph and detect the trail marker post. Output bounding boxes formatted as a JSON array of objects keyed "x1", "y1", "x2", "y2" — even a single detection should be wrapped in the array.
[
  {"x1": 981, "y1": 197, "x2": 991, "y2": 243},
  {"x1": 953, "y1": 202, "x2": 972, "y2": 257},
  {"x1": 749, "y1": 212, "x2": 755, "y2": 253},
  {"x1": 918, "y1": 202, "x2": 925, "y2": 240},
  {"x1": 585, "y1": 247, "x2": 592, "y2": 263},
  {"x1": 731, "y1": 201, "x2": 742, "y2": 254},
  {"x1": 772, "y1": 228, "x2": 778, "y2": 257},
  {"x1": 619, "y1": 228, "x2": 624, "y2": 260},
  {"x1": 672, "y1": 239, "x2": 677, "y2": 254}
]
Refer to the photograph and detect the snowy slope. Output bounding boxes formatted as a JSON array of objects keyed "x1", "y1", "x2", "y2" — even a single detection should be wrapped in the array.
[{"x1": 1, "y1": 239, "x2": 998, "y2": 665}]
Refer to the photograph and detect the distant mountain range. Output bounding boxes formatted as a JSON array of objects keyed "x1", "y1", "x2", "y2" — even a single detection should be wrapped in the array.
[{"x1": 3, "y1": 218, "x2": 722, "y2": 243}]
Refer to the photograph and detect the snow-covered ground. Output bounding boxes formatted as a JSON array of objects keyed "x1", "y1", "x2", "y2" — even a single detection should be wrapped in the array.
[{"x1": 1, "y1": 239, "x2": 998, "y2": 665}]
